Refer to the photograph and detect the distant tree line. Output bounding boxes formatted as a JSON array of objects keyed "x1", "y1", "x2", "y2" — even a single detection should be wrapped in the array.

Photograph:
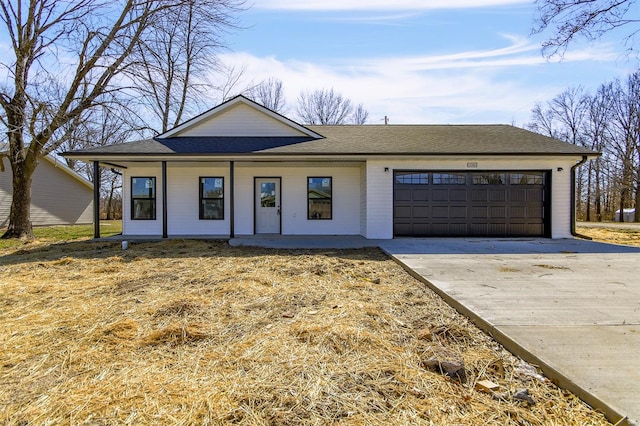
[{"x1": 527, "y1": 71, "x2": 640, "y2": 222}]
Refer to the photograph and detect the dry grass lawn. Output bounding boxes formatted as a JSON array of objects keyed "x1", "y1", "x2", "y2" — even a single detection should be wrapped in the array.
[
  {"x1": 577, "y1": 225, "x2": 640, "y2": 247},
  {"x1": 0, "y1": 239, "x2": 610, "y2": 425}
]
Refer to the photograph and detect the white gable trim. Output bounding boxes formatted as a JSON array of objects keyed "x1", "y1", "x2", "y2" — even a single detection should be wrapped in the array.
[{"x1": 157, "y1": 95, "x2": 324, "y2": 139}]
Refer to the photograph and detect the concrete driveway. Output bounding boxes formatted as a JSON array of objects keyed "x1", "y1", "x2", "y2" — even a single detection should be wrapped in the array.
[{"x1": 379, "y1": 238, "x2": 640, "y2": 426}]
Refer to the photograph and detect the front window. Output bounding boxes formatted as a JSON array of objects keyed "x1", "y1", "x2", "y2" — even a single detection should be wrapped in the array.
[
  {"x1": 308, "y1": 177, "x2": 332, "y2": 220},
  {"x1": 200, "y1": 177, "x2": 224, "y2": 220},
  {"x1": 131, "y1": 177, "x2": 156, "y2": 220}
]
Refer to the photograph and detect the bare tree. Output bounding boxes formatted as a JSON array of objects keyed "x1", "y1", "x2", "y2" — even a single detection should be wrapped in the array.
[
  {"x1": 130, "y1": 1, "x2": 241, "y2": 133},
  {"x1": 0, "y1": 0, "x2": 242, "y2": 239},
  {"x1": 216, "y1": 63, "x2": 246, "y2": 102},
  {"x1": 608, "y1": 72, "x2": 640, "y2": 222},
  {"x1": 527, "y1": 102, "x2": 558, "y2": 137},
  {"x1": 583, "y1": 84, "x2": 614, "y2": 221},
  {"x1": 527, "y1": 87, "x2": 590, "y2": 214},
  {"x1": 352, "y1": 103, "x2": 369, "y2": 125},
  {"x1": 245, "y1": 77, "x2": 287, "y2": 113},
  {"x1": 56, "y1": 105, "x2": 139, "y2": 220},
  {"x1": 296, "y1": 88, "x2": 368, "y2": 125},
  {"x1": 533, "y1": 0, "x2": 640, "y2": 57}
]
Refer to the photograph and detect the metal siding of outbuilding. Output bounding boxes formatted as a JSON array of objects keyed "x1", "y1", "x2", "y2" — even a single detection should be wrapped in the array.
[{"x1": 1, "y1": 157, "x2": 93, "y2": 227}]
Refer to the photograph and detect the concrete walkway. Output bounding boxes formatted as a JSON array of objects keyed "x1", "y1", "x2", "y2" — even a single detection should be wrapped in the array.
[{"x1": 378, "y1": 238, "x2": 640, "y2": 426}]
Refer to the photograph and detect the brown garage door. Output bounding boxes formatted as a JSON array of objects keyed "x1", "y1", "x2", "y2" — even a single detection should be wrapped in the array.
[{"x1": 393, "y1": 171, "x2": 550, "y2": 237}]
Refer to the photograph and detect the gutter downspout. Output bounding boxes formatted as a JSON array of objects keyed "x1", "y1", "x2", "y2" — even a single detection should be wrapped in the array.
[{"x1": 570, "y1": 155, "x2": 589, "y2": 237}]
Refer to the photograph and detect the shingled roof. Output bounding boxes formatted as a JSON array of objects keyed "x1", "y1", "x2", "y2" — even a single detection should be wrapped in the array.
[{"x1": 63, "y1": 124, "x2": 597, "y2": 159}]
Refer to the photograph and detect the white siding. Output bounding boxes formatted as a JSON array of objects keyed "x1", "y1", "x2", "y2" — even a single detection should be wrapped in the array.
[
  {"x1": 550, "y1": 164, "x2": 575, "y2": 238},
  {"x1": 122, "y1": 164, "x2": 163, "y2": 236},
  {"x1": 365, "y1": 157, "x2": 581, "y2": 239},
  {"x1": 365, "y1": 161, "x2": 393, "y2": 239},
  {"x1": 177, "y1": 104, "x2": 307, "y2": 137},
  {"x1": 235, "y1": 162, "x2": 362, "y2": 236},
  {"x1": 167, "y1": 163, "x2": 230, "y2": 236},
  {"x1": 1, "y1": 157, "x2": 93, "y2": 227}
]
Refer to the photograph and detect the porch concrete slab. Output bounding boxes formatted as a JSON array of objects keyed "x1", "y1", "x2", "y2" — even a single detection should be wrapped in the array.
[{"x1": 378, "y1": 238, "x2": 640, "y2": 426}]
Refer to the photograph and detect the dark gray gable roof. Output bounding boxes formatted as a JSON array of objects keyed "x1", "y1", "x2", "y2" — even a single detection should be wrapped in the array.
[{"x1": 63, "y1": 124, "x2": 597, "y2": 157}]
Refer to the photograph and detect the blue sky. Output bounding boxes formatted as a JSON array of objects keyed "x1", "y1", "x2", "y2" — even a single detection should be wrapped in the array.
[{"x1": 218, "y1": 0, "x2": 634, "y2": 126}]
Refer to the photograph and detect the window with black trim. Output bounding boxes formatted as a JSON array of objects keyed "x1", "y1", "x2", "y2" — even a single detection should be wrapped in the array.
[
  {"x1": 433, "y1": 173, "x2": 466, "y2": 184},
  {"x1": 308, "y1": 177, "x2": 332, "y2": 220},
  {"x1": 395, "y1": 172, "x2": 429, "y2": 185},
  {"x1": 200, "y1": 177, "x2": 224, "y2": 220},
  {"x1": 472, "y1": 173, "x2": 506, "y2": 185},
  {"x1": 131, "y1": 177, "x2": 156, "y2": 220},
  {"x1": 510, "y1": 173, "x2": 544, "y2": 185}
]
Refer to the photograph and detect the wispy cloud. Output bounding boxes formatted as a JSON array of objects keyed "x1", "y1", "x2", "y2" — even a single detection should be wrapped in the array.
[
  {"x1": 252, "y1": 0, "x2": 530, "y2": 11},
  {"x1": 212, "y1": 36, "x2": 617, "y2": 125}
]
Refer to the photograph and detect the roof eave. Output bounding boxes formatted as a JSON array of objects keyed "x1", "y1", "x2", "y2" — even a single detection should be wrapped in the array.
[{"x1": 62, "y1": 151, "x2": 600, "y2": 162}]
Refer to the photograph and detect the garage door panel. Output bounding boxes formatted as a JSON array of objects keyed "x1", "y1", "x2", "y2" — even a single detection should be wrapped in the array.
[
  {"x1": 471, "y1": 189, "x2": 488, "y2": 202},
  {"x1": 489, "y1": 189, "x2": 507, "y2": 202},
  {"x1": 510, "y1": 206, "x2": 526, "y2": 219},
  {"x1": 395, "y1": 206, "x2": 412, "y2": 219},
  {"x1": 527, "y1": 188, "x2": 543, "y2": 202},
  {"x1": 395, "y1": 189, "x2": 412, "y2": 202},
  {"x1": 490, "y1": 206, "x2": 507, "y2": 219},
  {"x1": 509, "y1": 189, "x2": 526, "y2": 202},
  {"x1": 394, "y1": 223, "x2": 412, "y2": 236},
  {"x1": 412, "y1": 206, "x2": 429, "y2": 218},
  {"x1": 471, "y1": 206, "x2": 488, "y2": 219},
  {"x1": 488, "y1": 223, "x2": 507, "y2": 235},
  {"x1": 450, "y1": 206, "x2": 467, "y2": 218},
  {"x1": 413, "y1": 189, "x2": 429, "y2": 201},
  {"x1": 434, "y1": 189, "x2": 452, "y2": 201},
  {"x1": 527, "y1": 206, "x2": 543, "y2": 219},
  {"x1": 450, "y1": 189, "x2": 467, "y2": 201},
  {"x1": 394, "y1": 170, "x2": 548, "y2": 237}
]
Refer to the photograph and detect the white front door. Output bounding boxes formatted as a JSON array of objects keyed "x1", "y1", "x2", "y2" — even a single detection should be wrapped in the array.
[{"x1": 255, "y1": 178, "x2": 281, "y2": 234}]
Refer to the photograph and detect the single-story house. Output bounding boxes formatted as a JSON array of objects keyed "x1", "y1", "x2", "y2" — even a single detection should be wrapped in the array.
[
  {"x1": 63, "y1": 95, "x2": 597, "y2": 239},
  {"x1": 1, "y1": 148, "x2": 94, "y2": 227}
]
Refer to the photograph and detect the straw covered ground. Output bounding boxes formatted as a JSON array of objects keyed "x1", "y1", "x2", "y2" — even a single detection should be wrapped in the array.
[
  {"x1": 577, "y1": 225, "x2": 640, "y2": 247},
  {"x1": 0, "y1": 239, "x2": 610, "y2": 425}
]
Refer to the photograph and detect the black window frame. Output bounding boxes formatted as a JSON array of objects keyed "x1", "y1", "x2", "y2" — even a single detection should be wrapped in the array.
[
  {"x1": 510, "y1": 172, "x2": 545, "y2": 185},
  {"x1": 307, "y1": 177, "x2": 333, "y2": 220},
  {"x1": 432, "y1": 172, "x2": 467, "y2": 185},
  {"x1": 472, "y1": 173, "x2": 507, "y2": 185},
  {"x1": 395, "y1": 172, "x2": 429, "y2": 185},
  {"x1": 199, "y1": 177, "x2": 224, "y2": 220},
  {"x1": 131, "y1": 176, "x2": 156, "y2": 220}
]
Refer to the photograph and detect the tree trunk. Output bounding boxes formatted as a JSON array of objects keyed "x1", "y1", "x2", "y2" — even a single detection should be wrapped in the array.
[
  {"x1": 107, "y1": 180, "x2": 116, "y2": 221},
  {"x1": 594, "y1": 164, "x2": 602, "y2": 222},
  {"x1": 586, "y1": 162, "x2": 593, "y2": 221},
  {"x1": 635, "y1": 171, "x2": 640, "y2": 222},
  {"x1": 2, "y1": 158, "x2": 36, "y2": 239}
]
